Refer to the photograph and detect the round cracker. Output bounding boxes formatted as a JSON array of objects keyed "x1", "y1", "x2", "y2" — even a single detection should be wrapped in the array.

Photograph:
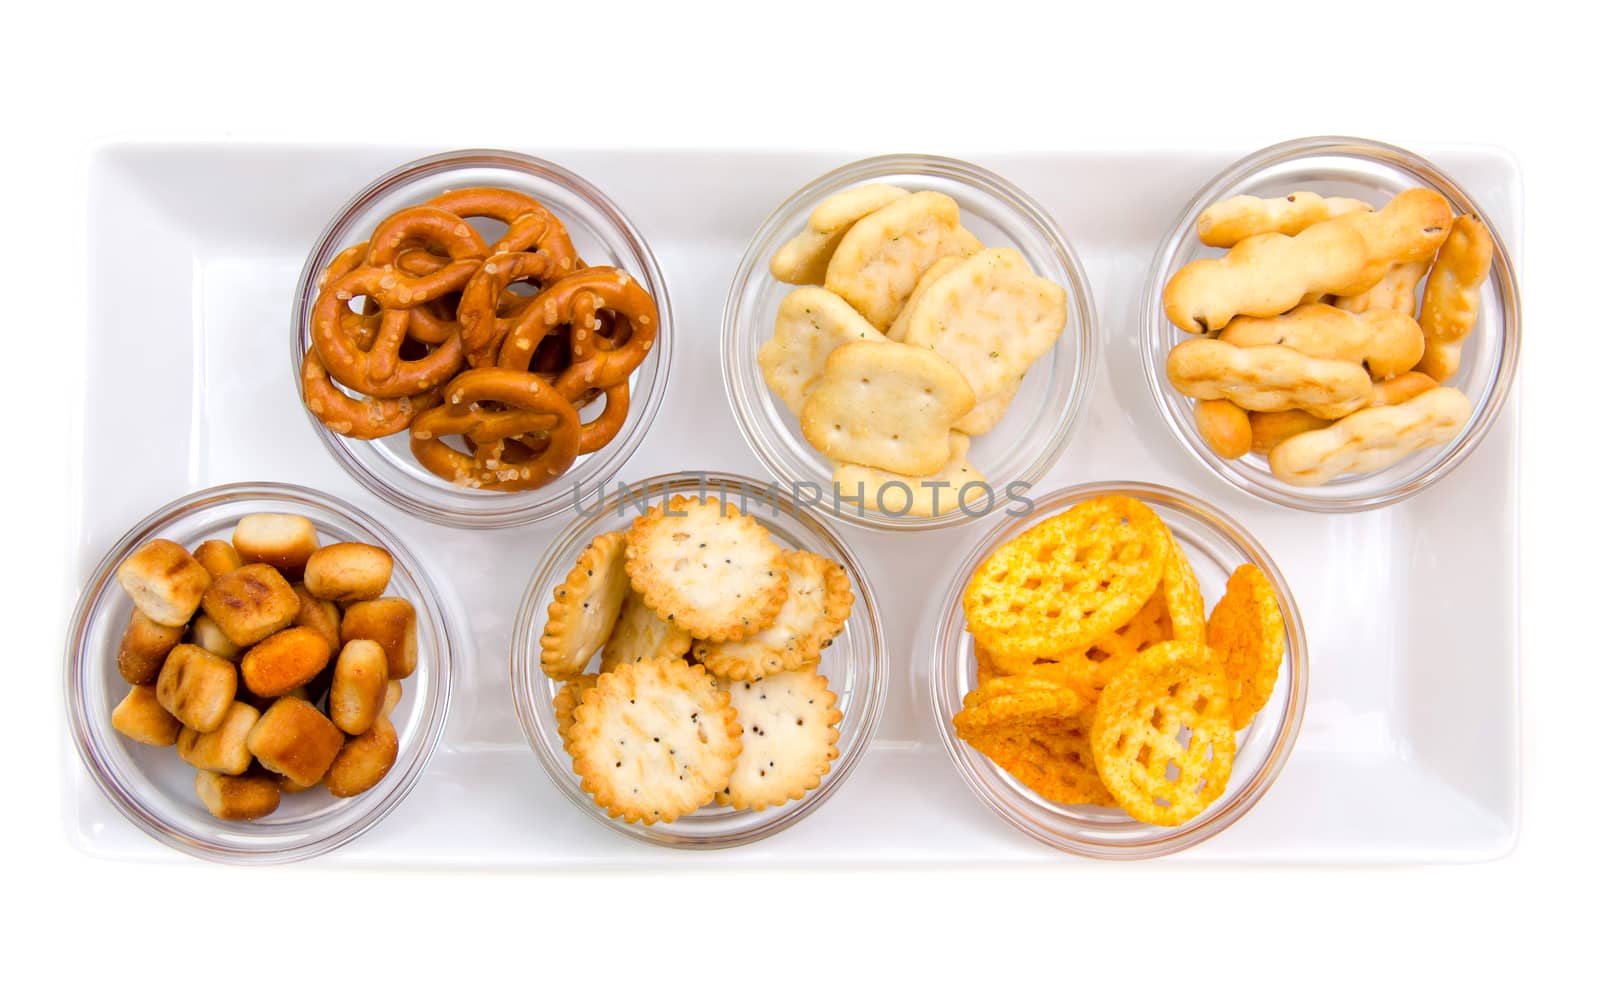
[
  {"x1": 601, "y1": 589, "x2": 692, "y2": 674},
  {"x1": 623, "y1": 495, "x2": 787, "y2": 643},
  {"x1": 716, "y1": 669, "x2": 842, "y2": 811},
  {"x1": 1205, "y1": 564, "x2": 1286, "y2": 729},
  {"x1": 692, "y1": 549, "x2": 853, "y2": 681},
  {"x1": 568, "y1": 659, "x2": 741, "y2": 825},
  {"x1": 1090, "y1": 642, "x2": 1236, "y2": 827},
  {"x1": 553, "y1": 674, "x2": 599, "y2": 753},
  {"x1": 540, "y1": 532, "x2": 629, "y2": 680}
]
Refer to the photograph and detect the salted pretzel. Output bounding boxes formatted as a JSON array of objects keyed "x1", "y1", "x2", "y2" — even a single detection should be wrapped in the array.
[
  {"x1": 428, "y1": 188, "x2": 580, "y2": 265},
  {"x1": 312, "y1": 265, "x2": 465, "y2": 397},
  {"x1": 408, "y1": 368, "x2": 581, "y2": 491},
  {"x1": 459, "y1": 251, "x2": 570, "y2": 367},
  {"x1": 364, "y1": 205, "x2": 488, "y2": 307},
  {"x1": 300, "y1": 347, "x2": 438, "y2": 439},
  {"x1": 577, "y1": 383, "x2": 631, "y2": 454},
  {"x1": 498, "y1": 267, "x2": 659, "y2": 400}
]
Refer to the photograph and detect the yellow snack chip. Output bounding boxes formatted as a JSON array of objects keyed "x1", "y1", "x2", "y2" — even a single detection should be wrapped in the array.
[{"x1": 1205, "y1": 564, "x2": 1287, "y2": 729}]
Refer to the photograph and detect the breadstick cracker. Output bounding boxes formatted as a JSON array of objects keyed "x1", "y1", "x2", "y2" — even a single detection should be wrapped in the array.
[
  {"x1": 1197, "y1": 191, "x2": 1372, "y2": 247},
  {"x1": 1166, "y1": 339, "x2": 1374, "y2": 419},
  {"x1": 1268, "y1": 386, "x2": 1471, "y2": 486}
]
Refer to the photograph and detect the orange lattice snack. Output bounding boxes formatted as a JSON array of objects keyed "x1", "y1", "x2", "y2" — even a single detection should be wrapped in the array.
[
  {"x1": 1090, "y1": 642, "x2": 1236, "y2": 826},
  {"x1": 1206, "y1": 564, "x2": 1286, "y2": 729},
  {"x1": 963, "y1": 496, "x2": 1169, "y2": 664}
]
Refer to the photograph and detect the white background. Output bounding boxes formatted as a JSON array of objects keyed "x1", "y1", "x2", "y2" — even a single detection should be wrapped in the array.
[{"x1": 5, "y1": 1, "x2": 1592, "y2": 980}]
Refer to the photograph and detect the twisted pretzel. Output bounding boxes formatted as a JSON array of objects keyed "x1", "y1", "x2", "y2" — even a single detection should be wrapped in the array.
[
  {"x1": 300, "y1": 347, "x2": 439, "y2": 439},
  {"x1": 427, "y1": 188, "x2": 580, "y2": 265},
  {"x1": 312, "y1": 265, "x2": 465, "y2": 397},
  {"x1": 365, "y1": 206, "x2": 487, "y2": 307},
  {"x1": 497, "y1": 267, "x2": 658, "y2": 400},
  {"x1": 459, "y1": 251, "x2": 567, "y2": 367},
  {"x1": 408, "y1": 368, "x2": 580, "y2": 491},
  {"x1": 577, "y1": 383, "x2": 631, "y2": 454}
]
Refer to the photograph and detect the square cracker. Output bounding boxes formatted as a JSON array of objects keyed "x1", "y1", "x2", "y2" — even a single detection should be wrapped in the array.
[
  {"x1": 770, "y1": 183, "x2": 909, "y2": 285},
  {"x1": 758, "y1": 287, "x2": 887, "y2": 417},
  {"x1": 800, "y1": 340, "x2": 974, "y2": 475},
  {"x1": 900, "y1": 247, "x2": 1067, "y2": 417},
  {"x1": 832, "y1": 432, "x2": 986, "y2": 517},
  {"x1": 824, "y1": 190, "x2": 980, "y2": 330}
]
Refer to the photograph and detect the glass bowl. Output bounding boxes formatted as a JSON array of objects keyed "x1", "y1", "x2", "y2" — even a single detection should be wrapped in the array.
[
  {"x1": 291, "y1": 148, "x2": 673, "y2": 529},
  {"x1": 510, "y1": 471, "x2": 888, "y2": 848},
  {"x1": 64, "y1": 482, "x2": 461, "y2": 864},
  {"x1": 722, "y1": 154, "x2": 1098, "y2": 532},
  {"x1": 1141, "y1": 135, "x2": 1521, "y2": 512},
  {"x1": 928, "y1": 482, "x2": 1308, "y2": 859}
]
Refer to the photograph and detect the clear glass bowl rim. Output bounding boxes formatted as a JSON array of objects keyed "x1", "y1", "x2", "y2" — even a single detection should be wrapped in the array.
[
  {"x1": 63, "y1": 481, "x2": 459, "y2": 864},
  {"x1": 509, "y1": 470, "x2": 890, "y2": 848},
  {"x1": 289, "y1": 147, "x2": 674, "y2": 530},
  {"x1": 928, "y1": 480, "x2": 1309, "y2": 859},
  {"x1": 720, "y1": 152, "x2": 1100, "y2": 533},
  {"x1": 1138, "y1": 134, "x2": 1522, "y2": 512}
]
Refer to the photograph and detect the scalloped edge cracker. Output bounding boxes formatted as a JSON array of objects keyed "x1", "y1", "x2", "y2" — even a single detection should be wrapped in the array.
[
  {"x1": 693, "y1": 550, "x2": 853, "y2": 681},
  {"x1": 600, "y1": 589, "x2": 693, "y2": 674},
  {"x1": 540, "y1": 532, "x2": 629, "y2": 680},
  {"x1": 715, "y1": 669, "x2": 842, "y2": 811}
]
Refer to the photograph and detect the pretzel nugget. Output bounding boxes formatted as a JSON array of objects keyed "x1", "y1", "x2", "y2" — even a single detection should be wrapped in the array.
[
  {"x1": 341, "y1": 598, "x2": 418, "y2": 680},
  {"x1": 195, "y1": 769, "x2": 280, "y2": 821},
  {"x1": 1162, "y1": 221, "x2": 1368, "y2": 333},
  {"x1": 1194, "y1": 399, "x2": 1251, "y2": 459},
  {"x1": 329, "y1": 640, "x2": 390, "y2": 736},
  {"x1": 291, "y1": 584, "x2": 341, "y2": 654},
  {"x1": 1197, "y1": 191, "x2": 1372, "y2": 247},
  {"x1": 188, "y1": 614, "x2": 240, "y2": 660},
  {"x1": 247, "y1": 696, "x2": 344, "y2": 789},
  {"x1": 177, "y1": 701, "x2": 260, "y2": 776},
  {"x1": 116, "y1": 539, "x2": 212, "y2": 627},
  {"x1": 231, "y1": 513, "x2": 319, "y2": 579},
  {"x1": 324, "y1": 717, "x2": 399, "y2": 798},
  {"x1": 111, "y1": 685, "x2": 182, "y2": 746},
  {"x1": 1219, "y1": 302, "x2": 1425, "y2": 380},
  {"x1": 156, "y1": 644, "x2": 238, "y2": 733},
  {"x1": 382, "y1": 680, "x2": 403, "y2": 719},
  {"x1": 1269, "y1": 387, "x2": 1471, "y2": 486},
  {"x1": 240, "y1": 626, "x2": 333, "y2": 698},
  {"x1": 771, "y1": 183, "x2": 910, "y2": 285},
  {"x1": 202, "y1": 563, "x2": 300, "y2": 647},
  {"x1": 117, "y1": 609, "x2": 185, "y2": 685},
  {"x1": 192, "y1": 540, "x2": 243, "y2": 580},
  {"x1": 303, "y1": 542, "x2": 393, "y2": 602},
  {"x1": 1166, "y1": 339, "x2": 1373, "y2": 419}
]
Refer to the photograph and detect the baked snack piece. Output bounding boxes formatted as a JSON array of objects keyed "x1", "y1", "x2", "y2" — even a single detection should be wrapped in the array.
[
  {"x1": 831, "y1": 431, "x2": 985, "y2": 517},
  {"x1": 898, "y1": 246, "x2": 1068, "y2": 433},
  {"x1": 553, "y1": 674, "x2": 599, "y2": 752},
  {"x1": 1090, "y1": 642, "x2": 1236, "y2": 826},
  {"x1": 192, "y1": 539, "x2": 243, "y2": 579},
  {"x1": 1268, "y1": 386, "x2": 1471, "y2": 486},
  {"x1": 156, "y1": 644, "x2": 238, "y2": 733},
  {"x1": 195, "y1": 769, "x2": 281, "y2": 821},
  {"x1": 1218, "y1": 302, "x2": 1425, "y2": 381},
  {"x1": 117, "y1": 609, "x2": 185, "y2": 685},
  {"x1": 325, "y1": 717, "x2": 399, "y2": 798},
  {"x1": 202, "y1": 563, "x2": 300, "y2": 647},
  {"x1": 716, "y1": 669, "x2": 842, "y2": 811},
  {"x1": 246, "y1": 695, "x2": 345, "y2": 789},
  {"x1": 303, "y1": 542, "x2": 393, "y2": 602},
  {"x1": 1194, "y1": 399, "x2": 1251, "y2": 460},
  {"x1": 1197, "y1": 191, "x2": 1372, "y2": 247},
  {"x1": 329, "y1": 639, "x2": 390, "y2": 735},
  {"x1": 954, "y1": 677, "x2": 1113, "y2": 806},
  {"x1": 231, "y1": 513, "x2": 319, "y2": 579},
  {"x1": 567, "y1": 659, "x2": 742, "y2": 824},
  {"x1": 963, "y1": 495, "x2": 1169, "y2": 664},
  {"x1": 599, "y1": 590, "x2": 692, "y2": 673},
  {"x1": 623, "y1": 496, "x2": 787, "y2": 643},
  {"x1": 758, "y1": 286, "x2": 887, "y2": 417},
  {"x1": 116, "y1": 539, "x2": 211, "y2": 627},
  {"x1": 692, "y1": 550, "x2": 853, "y2": 681},
  {"x1": 540, "y1": 531, "x2": 629, "y2": 679},
  {"x1": 240, "y1": 626, "x2": 333, "y2": 698},
  {"x1": 823, "y1": 190, "x2": 979, "y2": 330},
  {"x1": 340, "y1": 598, "x2": 418, "y2": 679},
  {"x1": 770, "y1": 183, "x2": 910, "y2": 285},
  {"x1": 1166, "y1": 339, "x2": 1374, "y2": 419},
  {"x1": 176, "y1": 701, "x2": 260, "y2": 776},
  {"x1": 800, "y1": 340, "x2": 975, "y2": 475},
  {"x1": 1206, "y1": 564, "x2": 1287, "y2": 729},
  {"x1": 111, "y1": 685, "x2": 182, "y2": 746}
]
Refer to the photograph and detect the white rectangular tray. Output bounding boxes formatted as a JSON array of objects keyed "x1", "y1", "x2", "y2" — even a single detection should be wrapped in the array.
[{"x1": 70, "y1": 145, "x2": 1520, "y2": 864}]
